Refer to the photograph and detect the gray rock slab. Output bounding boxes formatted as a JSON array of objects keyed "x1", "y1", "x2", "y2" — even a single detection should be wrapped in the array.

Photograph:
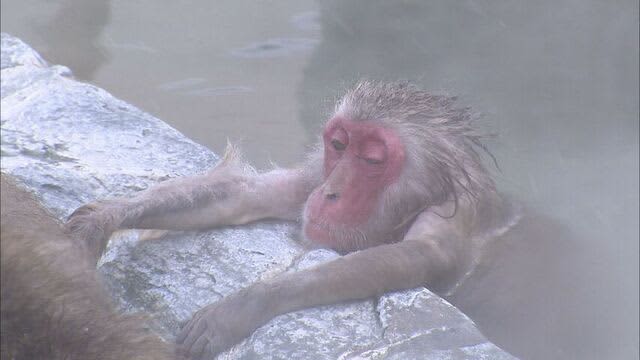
[{"x1": 0, "y1": 33, "x2": 516, "y2": 359}]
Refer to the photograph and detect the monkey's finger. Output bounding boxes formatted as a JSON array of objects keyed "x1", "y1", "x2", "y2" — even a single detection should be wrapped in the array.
[
  {"x1": 180, "y1": 318, "x2": 207, "y2": 349},
  {"x1": 206, "y1": 339, "x2": 221, "y2": 359},
  {"x1": 66, "y1": 201, "x2": 109, "y2": 221},
  {"x1": 176, "y1": 317, "x2": 198, "y2": 344},
  {"x1": 189, "y1": 335, "x2": 209, "y2": 360},
  {"x1": 176, "y1": 324, "x2": 189, "y2": 343}
]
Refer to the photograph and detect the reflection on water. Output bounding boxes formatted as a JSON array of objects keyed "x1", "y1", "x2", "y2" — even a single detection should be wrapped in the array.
[
  {"x1": 39, "y1": 0, "x2": 111, "y2": 79},
  {"x1": 2, "y1": 0, "x2": 318, "y2": 167},
  {"x1": 2, "y1": 1, "x2": 638, "y2": 359},
  {"x1": 230, "y1": 37, "x2": 320, "y2": 58}
]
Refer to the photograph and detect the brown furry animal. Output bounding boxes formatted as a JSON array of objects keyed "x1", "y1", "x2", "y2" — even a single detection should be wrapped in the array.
[
  {"x1": 67, "y1": 81, "x2": 516, "y2": 359},
  {"x1": 1, "y1": 174, "x2": 178, "y2": 360}
]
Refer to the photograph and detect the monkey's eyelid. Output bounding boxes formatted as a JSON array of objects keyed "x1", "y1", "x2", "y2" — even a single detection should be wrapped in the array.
[
  {"x1": 331, "y1": 139, "x2": 347, "y2": 151},
  {"x1": 359, "y1": 156, "x2": 384, "y2": 165}
]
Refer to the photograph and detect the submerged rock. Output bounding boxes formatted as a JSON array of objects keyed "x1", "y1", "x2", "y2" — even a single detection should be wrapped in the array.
[{"x1": 0, "y1": 33, "x2": 515, "y2": 359}]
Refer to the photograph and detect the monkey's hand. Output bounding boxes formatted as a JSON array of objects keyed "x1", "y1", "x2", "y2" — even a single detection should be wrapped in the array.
[
  {"x1": 177, "y1": 284, "x2": 274, "y2": 359},
  {"x1": 65, "y1": 200, "x2": 124, "y2": 264}
]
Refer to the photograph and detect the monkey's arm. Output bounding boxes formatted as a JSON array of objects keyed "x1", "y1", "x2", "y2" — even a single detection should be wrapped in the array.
[
  {"x1": 66, "y1": 164, "x2": 316, "y2": 263},
  {"x1": 177, "y1": 207, "x2": 465, "y2": 359},
  {"x1": 132, "y1": 168, "x2": 312, "y2": 229}
]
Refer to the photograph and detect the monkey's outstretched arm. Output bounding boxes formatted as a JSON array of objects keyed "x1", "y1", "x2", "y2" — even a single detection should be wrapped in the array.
[
  {"x1": 131, "y1": 168, "x2": 314, "y2": 229},
  {"x1": 66, "y1": 165, "x2": 317, "y2": 263},
  {"x1": 176, "y1": 209, "x2": 463, "y2": 359}
]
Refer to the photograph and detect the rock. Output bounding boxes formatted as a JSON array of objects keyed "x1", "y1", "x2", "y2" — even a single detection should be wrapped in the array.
[{"x1": 0, "y1": 33, "x2": 516, "y2": 359}]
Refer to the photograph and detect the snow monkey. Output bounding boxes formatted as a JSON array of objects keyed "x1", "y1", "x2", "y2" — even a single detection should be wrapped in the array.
[
  {"x1": 1, "y1": 174, "x2": 178, "y2": 360},
  {"x1": 67, "y1": 81, "x2": 516, "y2": 359}
]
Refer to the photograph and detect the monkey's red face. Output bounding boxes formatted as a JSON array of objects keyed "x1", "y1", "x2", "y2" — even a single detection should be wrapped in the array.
[{"x1": 303, "y1": 117, "x2": 405, "y2": 251}]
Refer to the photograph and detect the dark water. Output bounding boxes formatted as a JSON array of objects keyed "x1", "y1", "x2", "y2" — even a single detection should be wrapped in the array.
[{"x1": 2, "y1": 1, "x2": 638, "y2": 359}]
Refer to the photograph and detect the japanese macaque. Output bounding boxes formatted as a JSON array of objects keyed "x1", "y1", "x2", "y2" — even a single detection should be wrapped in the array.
[
  {"x1": 66, "y1": 81, "x2": 516, "y2": 359},
  {"x1": 0, "y1": 174, "x2": 178, "y2": 360}
]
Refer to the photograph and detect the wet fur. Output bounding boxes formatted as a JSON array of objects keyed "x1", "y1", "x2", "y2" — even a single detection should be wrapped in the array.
[
  {"x1": 0, "y1": 175, "x2": 178, "y2": 360},
  {"x1": 305, "y1": 81, "x2": 499, "y2": 252}
]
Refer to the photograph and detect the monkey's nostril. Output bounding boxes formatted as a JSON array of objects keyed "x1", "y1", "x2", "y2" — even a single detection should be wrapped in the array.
[{"x1": 326, "y1": 193, "x2": 339, "y2": 201}]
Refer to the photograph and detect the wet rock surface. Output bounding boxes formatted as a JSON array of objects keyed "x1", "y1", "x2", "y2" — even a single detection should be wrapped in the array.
[{"x1": 1, "y1": 33, "x2": 515, "y2": 359}]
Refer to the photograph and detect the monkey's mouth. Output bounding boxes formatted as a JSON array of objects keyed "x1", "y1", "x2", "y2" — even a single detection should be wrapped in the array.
[
  {"x1": 302, "y1": 218, "x2": 367, "y2": 253},
  {"x1": 302, "y1": 220, "x2": 332, "y2": 245}
]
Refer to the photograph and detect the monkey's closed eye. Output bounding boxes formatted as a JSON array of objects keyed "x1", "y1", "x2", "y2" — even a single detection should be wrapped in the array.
[
  {"x1": 331, "y1": 139, "x2": 346, "y2": 151},
  {"x1": 364, "y1": 158, "x2": 383, "y2": 165}
]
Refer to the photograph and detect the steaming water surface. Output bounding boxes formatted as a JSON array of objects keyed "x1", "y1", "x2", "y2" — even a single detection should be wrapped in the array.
[{"x1": 2, "y1": 1, "x2": 637, "y2": 359}]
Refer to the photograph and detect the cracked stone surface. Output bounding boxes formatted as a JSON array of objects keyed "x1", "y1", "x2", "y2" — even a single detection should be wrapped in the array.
[{"x1": 1, "y1": 33, "x2": 515, "y2": 359}]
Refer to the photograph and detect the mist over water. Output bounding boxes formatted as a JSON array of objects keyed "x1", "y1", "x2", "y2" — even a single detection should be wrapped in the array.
[{"x1": 3, "y1": 1, "x2": 638, "y2": 359}]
